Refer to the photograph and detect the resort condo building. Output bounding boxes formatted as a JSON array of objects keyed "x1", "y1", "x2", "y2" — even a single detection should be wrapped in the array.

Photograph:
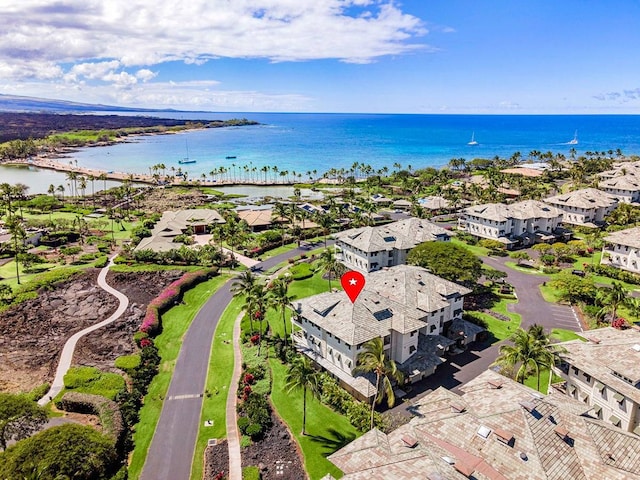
[
  {"x1": 599, "y1": 174, "x2": 640, "y2": 204},
  {"x1": 544, "y1": 188, "x2": 619, "y2": 227},
  {"x1": 333, "y1": 218, "x2": 450, "y2": 273},
  {"x1": 290, "y1": 265, "x2": 476, "y2": 400},
  {"x1": 601, "y1": 226, "x2": 640, "y2": 274},
  {"x1": 552, "y1": 327, "x2": 640, "y2": 435},
  {"x1": 459, "y1": 200, "x2": 563, "y2": 248}
]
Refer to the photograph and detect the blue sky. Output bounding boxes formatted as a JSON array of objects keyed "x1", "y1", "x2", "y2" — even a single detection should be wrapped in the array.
[{"x1": 1, "y1": 1, "x2": 639, "y2": 114}]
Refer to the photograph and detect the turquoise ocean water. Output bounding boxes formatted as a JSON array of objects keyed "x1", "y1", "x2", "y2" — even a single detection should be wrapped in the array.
[{"x1": 3, "y1": 113, "x2": 640, "y2": 193}]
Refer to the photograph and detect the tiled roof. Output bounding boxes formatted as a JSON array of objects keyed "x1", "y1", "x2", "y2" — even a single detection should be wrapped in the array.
[
  {"x1": 329, "y1": 370, "x2": 640, "y2": 480},
  {"x1": 603, "y1": 226, "x2": 640, "y2": 249},
  {"x1": 462, "y1": 200, "x2": 563, "y2": 222},
  {"x1": 600, "y1": 174, "x2": 640, "y2": 192},
  {"x1": 292, "y1": 265, "x2": 470, "y2": 345},
  {"x1": 599, "y1": 161, "x2": 640, "y2": 179},
  {"x1": 558, "y1": 327, "x2": 640, "y2": 402},
  {"x1": 545, "y1": 188, "x2": 619, "y2": 209},
  {"x1": 334, "y1": 218, "x2": 450, "y2": 253}
]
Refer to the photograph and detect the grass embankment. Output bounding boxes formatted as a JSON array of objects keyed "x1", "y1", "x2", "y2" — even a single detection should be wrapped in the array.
[
  {"x1": 450, "y1": 237, "x2": 490, "y2": 257},
  {"x1": 190, "y1": 296, "x2": 240, "y2": 480},
  {"x1": 127, "y1": 274, "x2": 230, "y2": 480},
  {"x1": 269, "y1": 358, "x2": 359, "y2": 480},
  {"x1": 465, "y1": 297, "x2": 521, "y2": 342}
]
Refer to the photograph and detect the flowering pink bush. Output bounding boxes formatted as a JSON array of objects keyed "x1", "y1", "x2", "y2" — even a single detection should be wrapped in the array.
[
  {"x1": 244, "y1": 373, "x2": 255, "y2": 385},
  {"x1": 139, "y1": 338, "x2": 153, "y2": 348},
  {"x1": 250, "y1": 334, "x2": 260, "y2": 345},
  {"x1": 612, "y1": 317, "x2": 627, "y2": 329},
  {"x1": 242, "y1": 385, "x2": 252, "y2": 401},
  {"x1": 138, "y1": 268, "x2": 217, "y2": 338}
]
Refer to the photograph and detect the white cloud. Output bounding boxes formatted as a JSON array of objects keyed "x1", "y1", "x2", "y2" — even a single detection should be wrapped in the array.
[
  {"x1": 0, "y1": 1, "x2": 426, "y2": 68},
  {"x1": 135, "y1": 69, "x2": 157, "y2": 82}
]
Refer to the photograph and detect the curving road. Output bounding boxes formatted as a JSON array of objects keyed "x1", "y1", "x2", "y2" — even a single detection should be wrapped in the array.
[
  {"x1": 140, "y1": 243, "x2": 326, "y2": 480},
  {"x1": 38, "y1": 256, "x2": 130, "y2": 406}
]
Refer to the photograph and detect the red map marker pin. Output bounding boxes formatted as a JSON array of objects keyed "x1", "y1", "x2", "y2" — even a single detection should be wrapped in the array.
[{"x1": 341, "y1": 271, "x2": 365, "y2": 303}]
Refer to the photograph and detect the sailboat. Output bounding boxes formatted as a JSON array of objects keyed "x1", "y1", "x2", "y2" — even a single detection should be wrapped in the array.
[
  {"x1": 467, "y1": 132, "x2": 478, "y2": 146},
  {"x1": 178, "y1": 140, "x2": 196, "y2": 164},
  {"x1": 568, "y1": 130, "x2": 578, "y2": 145}
]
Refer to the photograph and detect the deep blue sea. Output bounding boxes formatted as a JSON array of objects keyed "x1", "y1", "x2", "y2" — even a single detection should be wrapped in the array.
[{"x1": 3, "y1": 113, "x2": 640, "y2": 193}]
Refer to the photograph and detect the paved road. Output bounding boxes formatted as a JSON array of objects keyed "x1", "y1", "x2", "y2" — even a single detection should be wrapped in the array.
[
  {"x1": 140, "y1": 243, "x2": 323, "y2": 480},
  {"x1": 482, "y1": 256, "x2": 583, "y2": 332},
  {"x1": 38, "y1": 256, "x2": 129, "y2": 406}
]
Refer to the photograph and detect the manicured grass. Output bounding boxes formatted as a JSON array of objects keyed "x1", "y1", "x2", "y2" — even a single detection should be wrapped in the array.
[
  {"x1": 190, "y1": 295, "x2": 240, "y2": 480},
  {"x1": 128, "y1": 274, "x2": 230, "y2": 480},
  {"x1": 269, "y1": 357, "x2": 360, "y2": 480},
  {"x1": 109, "y1": 263, "x2": 201, "y2": 273},
  {"x1": 0, "y1": 259, "x2": 58, "y2": 289},
  {"x1": 572, "y1": 251, "x2": 602, "y2": 269},
  {"x1": 551, "y1": 328, "x2": 586, "y2": 343},
  {"x1": 465, "y1": 298, "x2": 521, "y2": 342},
  {"x1": 539, "y1": 283, "x2": 563, "y2": 303},
  {"x1": 524, "y1": 368, "x2": 551, "y2": 394},
  {"x1": 450, "y1": 237, "x2": 490, "y2": 257},
  {"x1": 504, "y1": 261, "x2": 545, "y2": 275}
]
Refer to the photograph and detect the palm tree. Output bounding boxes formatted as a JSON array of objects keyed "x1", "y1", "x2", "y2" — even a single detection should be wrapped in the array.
[
  {"x1": 317, "y1": 248, "x2": 344, "y2": 291},
  {"x1": 598, "y1": 282, "x2": 627, "y2": 322},
  {"x1": 231, "y1": 271, "x2": 258, "y2": 332},
  {"x1": 494, "y1": 328, "x2": 555, "y2": 391},
  {"x1": 284, "y1": 355, "x2": 321, "y2": 435},
  {"x1": 6, "y1": 216, "x2": 26, "y2": 285},
  {"x1": 268, "y1": 277, "x2": 294, "y2": 347},
  {"x1": 354, "y1": 337, "x2": 404, "y2": 430}
]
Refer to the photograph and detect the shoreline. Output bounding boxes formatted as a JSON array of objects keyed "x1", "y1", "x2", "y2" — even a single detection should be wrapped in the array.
[{"x1": 1, "y1": 155, "x2": 338, "y2": 188}]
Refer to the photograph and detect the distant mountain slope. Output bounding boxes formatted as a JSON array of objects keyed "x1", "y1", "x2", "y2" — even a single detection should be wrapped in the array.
[{"x1": 0, "y1": 94, "x2": 164, "y2": 113}]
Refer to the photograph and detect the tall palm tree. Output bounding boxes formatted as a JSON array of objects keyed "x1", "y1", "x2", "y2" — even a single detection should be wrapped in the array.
[
  {"x1": 494, "y1": 327, "x2": 555, "y2": 391},
  {"x1": 6, "y1": 216, "x2": 26, "y2": 285},
  {"x1": 354, "y1": 337, "x2": 404, "y2": 430},
  {"x1": 317, "y1": 247, "x2": 344, "y2": 291},
  {"x1": 231, "y1": 271, "x2": 258, "y2": 332},
  {"x1": 598, "y1": 282, "x2": 627, "y2": 322},
  {"x1": 284, "y1": 355, "x2": 321, "y2": 435},
  {"x1": 268, "y1": 277, "x2": 294, "y2": 347}
]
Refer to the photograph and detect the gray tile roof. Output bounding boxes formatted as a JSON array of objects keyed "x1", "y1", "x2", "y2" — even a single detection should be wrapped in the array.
[
  {"x1": 462, "y1": 200, "x2": 563, "y2": 222},
  {"x1": 292, "y1": 265, "x2": 471, "y2": 345},
  {"x1": 603, "y1": 226, "x2": 640, "y2": 249},
  {"x1": 600, "y1": 173, "x2": 640, "y2": 192},
  {"x1": 329, "y1": 369, "x2": 640, "y2": 480},
  {"x1": 558, "y1": 327, "x2": 640, "y2": 402},
  {"x1": 545, "y1": 187, "x2": 619, "y2": 209},
  {"x1": 334, "y1": 218, "x2": 450, "y2": 253}
]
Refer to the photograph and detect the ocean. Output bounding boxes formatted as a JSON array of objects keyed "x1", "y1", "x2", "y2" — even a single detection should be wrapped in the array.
[{"x1": 3, "y1": 113, "x2": 640, "y2": 194}]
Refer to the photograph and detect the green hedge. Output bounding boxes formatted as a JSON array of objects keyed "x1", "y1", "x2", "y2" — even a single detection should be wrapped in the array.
[
  {"x1": 57, "y1": 392, "x2": 125, "y2": 446},
  {"x1": 62, "y1": 366, "x2": 125, "y2": 400}
]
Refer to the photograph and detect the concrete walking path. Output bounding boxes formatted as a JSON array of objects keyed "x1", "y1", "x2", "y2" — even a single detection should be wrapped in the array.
[
  {"x1": 226, "y1": 313, "x2": 244, "y2": 480},
  {"x1": 38, "y1": 256, "x2": 130, "y2": 406}
]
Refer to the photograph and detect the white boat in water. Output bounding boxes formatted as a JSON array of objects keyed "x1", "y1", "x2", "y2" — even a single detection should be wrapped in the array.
[
  {"x1": 568, "y1": 130, "x2": 578, "y2": 145},
  {"x1": 468, "y1": 132, "x2": 478, "y2": 146}
]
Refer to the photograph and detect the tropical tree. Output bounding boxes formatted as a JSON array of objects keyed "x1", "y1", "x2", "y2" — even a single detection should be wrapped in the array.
[
  {"x1": 354, "y1": 337, "x2": 404, "y2": 430},
  {"x1": 6, "y1": 216, "x2": 26, "y2": 285},
  {"x1": 231, "y1": 271, "x2": 258, "y2": 333},
  {"x1": 407, "y1": 241, "x2": 483, "y2": 286},
  {"x1": 268, "y1": 277, "x2": 294, "y2": 347},
  {"x1": 597, "y1": 282, "x2": 627, "y2": 322},
  {"x1": 317, "y1": 247, "x2": 344, "y2": 291},
  {"x1": 314, "y1": 212, "x2": 335, "y2": 247},
  {"x1": 493, "y1": 327, "x2": 555, "y2": 391},
  {"x1": 284, "y1": 355, "x2": 321, "y2": 435}
]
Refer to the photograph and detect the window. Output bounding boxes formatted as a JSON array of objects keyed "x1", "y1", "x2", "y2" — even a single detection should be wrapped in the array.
[
  {"x1": 430, "y1": 325, "x2": 436, "y2": 333},
  {"x1": 409, "y1": 345, "x2": 416, "y2": 354},
  {"x1": 584, "y1": 373, "x2": 591, "y2": 383},
  {"x1": 572, "y1": 366, "x2": 579, "y2": 375},
  {"x1": 410, "y1": 331, "x2": 416, "y2": 337}
]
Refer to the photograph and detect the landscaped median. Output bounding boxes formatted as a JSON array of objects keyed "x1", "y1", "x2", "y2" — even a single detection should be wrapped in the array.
[{"x1": 126, "y1": 271, "x2": 231, "y2": 480}]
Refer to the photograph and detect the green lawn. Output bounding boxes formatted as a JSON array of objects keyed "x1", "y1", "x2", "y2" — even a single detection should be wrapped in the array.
[
  {"x1": 465, "y1": 298, "x2": 521, "y2": 342},
  {"x1": 551, "y1": 328, "x2": 586, "y2": 343},
  {"x1": 128, "y1": 274, "x2": 230, "y2": 480},
  {"x1": 503, "y1": 261, "x2": 545, "y2": 275},
  {"x1": 0, "y1": 259, "x2": 58, "y2": 289},
  {"x1": 450, "y1": 237, "x2": 490, "y2": 257},
  {"x1": 190, "y1": 295, "x2": 240, "y2": 480},
  {"x1": 269, "y1": 358, "x2": 360, "y2": 480},
  {"x1": 523, "y1": 368, "x2": 551, "y2": 394}
]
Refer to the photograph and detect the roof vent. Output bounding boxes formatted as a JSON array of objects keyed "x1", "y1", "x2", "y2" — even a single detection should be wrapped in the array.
[
  {"x1": 441, "y1": 456, "x2": 455, "y2": 465},
  {"x1": 632, "y1": 344, "x2": 640, "y2": 352},
  {"x1": 590, "y1": 337, "x2": 601, "y2": 344},
  {"x1": 488, "y1": 379, "x2": 503, "y2": 389},
  {"x1": 402, "y1": 435, "x2": 418, "y2": 448},
  {"x1": 454, "y1": 462, "x2": 475, "y2": 477},
  {"x1": 494, "y1": 428, "x2": 515, "y2": 446},
  {"x1": 554, "y1": 425, "x2": 569, "y2": 440},
  {"x1": 519, "y1": 452, "x2": 528, "y2": 461},
  {"x1": 450, "y1": 402, "x2": 466, "y2": 413}
]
